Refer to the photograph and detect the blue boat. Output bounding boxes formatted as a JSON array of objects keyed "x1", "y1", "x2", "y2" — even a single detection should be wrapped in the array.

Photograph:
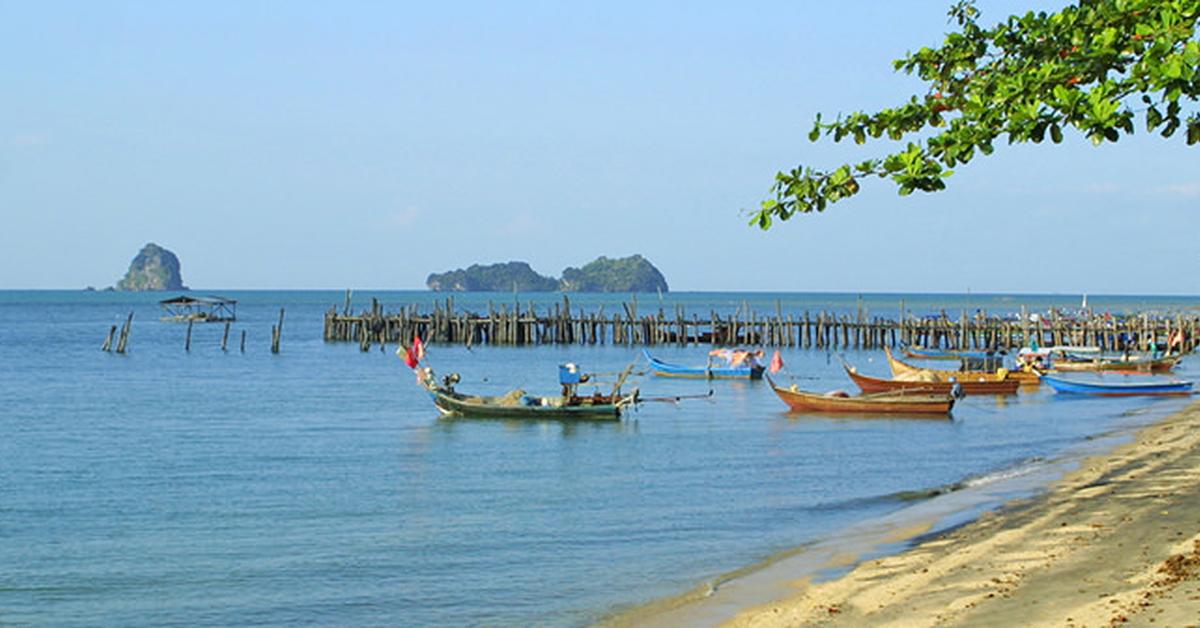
[
  {"x1": 642, "y1": 349, "x2": 765, "y2": 380},
  {"x1": 1041, "y1": 374, "x2": 1194, "y2": 396}
]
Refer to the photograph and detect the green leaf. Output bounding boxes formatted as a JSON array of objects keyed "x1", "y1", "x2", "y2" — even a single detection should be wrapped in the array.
[
  {"x1": 1031, "y1": 122, "x2": 1047, "y2": 143},
  {"x1": 1147, "y1": 106, "x2": 1163, "y2": 131}
]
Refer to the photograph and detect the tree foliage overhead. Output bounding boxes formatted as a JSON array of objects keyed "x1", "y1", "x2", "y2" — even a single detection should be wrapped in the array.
[{"x1": 753, "y1": 0, "x2": 1200, "y2": 229}]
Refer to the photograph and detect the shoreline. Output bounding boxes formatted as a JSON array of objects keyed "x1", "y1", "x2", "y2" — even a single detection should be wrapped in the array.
[
  {"x1": 714, "y1": 399, "x2": 1200, "y2": 627},
  {"x1": 604, "y1": 399, "x2": 1200, "y2": 627}
]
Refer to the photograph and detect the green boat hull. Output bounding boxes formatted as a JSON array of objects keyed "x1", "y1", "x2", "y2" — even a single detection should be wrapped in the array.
[{"x1": 427, "y1": 387, "x2": 630, "y2": 420}]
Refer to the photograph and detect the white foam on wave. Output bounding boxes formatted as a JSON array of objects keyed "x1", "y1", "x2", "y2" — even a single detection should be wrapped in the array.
[{"x1": 961, "y1": 457, "x2": 1047, "y2": 489}]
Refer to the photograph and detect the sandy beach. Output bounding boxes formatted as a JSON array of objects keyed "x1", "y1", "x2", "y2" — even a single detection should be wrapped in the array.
[{"x1": 723, "y1": 400, "x2": 1200, "y2": 627}]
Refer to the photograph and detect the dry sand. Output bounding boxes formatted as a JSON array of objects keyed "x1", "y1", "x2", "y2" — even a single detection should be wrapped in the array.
[{"x1": 724, "y1": 401, "x2": 1200, "y2": 628}]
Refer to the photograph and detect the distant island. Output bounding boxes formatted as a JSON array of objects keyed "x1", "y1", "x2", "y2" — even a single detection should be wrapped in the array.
[
  {"x1": 114, "y1": 243, "x2": 188, "y2": 291},
  {"x1": 427, "y1": 255, "x2": 668, "y2": 293}
]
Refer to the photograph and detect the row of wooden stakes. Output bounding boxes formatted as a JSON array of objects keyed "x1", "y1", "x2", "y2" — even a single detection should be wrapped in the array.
[
  {"x1": 101, "y1": 309, "x2": 286, "y2": 354},
  {"x1": 323, "y1": 298, "x2": 1200, "y2": 354}
]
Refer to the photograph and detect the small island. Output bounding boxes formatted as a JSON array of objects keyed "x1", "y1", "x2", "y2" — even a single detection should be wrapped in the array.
[
  {"x1": 426, "y1": 262, "x2": 559, "y2": 292},
  {"x1": 114, "y1": 243, "x2": 188, "y2": 291},
  {"x1": 426, "y1": 255, "x2": 668, "y2": 293}
]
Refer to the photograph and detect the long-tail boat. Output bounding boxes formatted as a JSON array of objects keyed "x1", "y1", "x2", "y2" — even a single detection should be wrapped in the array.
[
  {"x1": 1041, "y1": 374, "x2": 1193, "y2": 396},
  {"x1": 417, "y1": 365, "x2": 638, "y2": 420},
  {"x1": 1050, "y1": 353, "x2": 1181, "y2": 374},
  {"x1": 767, "y1": 375, "x2": 954, "y2": 415},
  {"x1": 843, "y1": 363, "x2": 1021, "y2": 395},
  {"x1": 885, "y1": 347, "x2": 1040, "y2": 386},
  {"x1": 642, "y1": 349, "x2": 765, "y2": 380}
]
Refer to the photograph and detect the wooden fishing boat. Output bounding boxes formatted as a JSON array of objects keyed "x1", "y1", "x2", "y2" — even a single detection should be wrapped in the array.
[
  {"x1": 902, "y1": 345, "x2": 998, "y2": 361},
  {"x1": 418, "y1": 368, "x2": 638, "y2": 420},
  {"x1": 843, "y1": 363, "x2": 1021, "y2": 395},
  {"x1": 642, "y1": 349, "x2": 764, "y2": 380},
  {"x1": 768, "y1": 375, "x2": 953, "y2": 415},
  {"x1": 1041, "y1": 374, "x2": 1193, "y2": 396},
  {"x1": 1050, "y1": 353, "x2": 1181, "y2": 374},
  {"x1": 885, "y1": 347, "x2": 1040, "y2": 386}
]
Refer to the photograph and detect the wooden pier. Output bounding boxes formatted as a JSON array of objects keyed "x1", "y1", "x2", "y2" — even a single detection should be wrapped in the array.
[{"x1": 323, "y1": 296, "x2": 1200, "y2": 354}]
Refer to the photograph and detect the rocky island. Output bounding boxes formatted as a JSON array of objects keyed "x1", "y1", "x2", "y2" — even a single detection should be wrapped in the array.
[
  {"x1": 425, "y1": 262, "x2": 559, "y2": 292},
  {"x1": 114, "y1": 243, "x2": 188, "y2": 291},
  {"x1": 426, "y1": 255, "x2": 668, "y2": 293}
]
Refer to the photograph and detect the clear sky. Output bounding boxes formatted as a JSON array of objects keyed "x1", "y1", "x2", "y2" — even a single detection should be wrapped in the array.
[{"x1": 1, "y1": 1, "x2": 1195, "y2": 293}]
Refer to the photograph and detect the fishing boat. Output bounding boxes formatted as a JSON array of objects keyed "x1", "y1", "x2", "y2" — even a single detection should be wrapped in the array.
[
  {"x1": 885, "y1": 347, "x2": 1040, "y2": 386},
  {"x1": 417, "y1": 365, "x2": 638, "y2": 420},
  {"x1": 1050, "y1": 353, "x2": 1181, "y2": 374},
  {"x1": 642, "y1": 349, "x2": 765, "y2": 380},
  {"x1": 902, "y1": 345, "x2": 998, "y2": 361},
  {"x1": 843, "y1": 363, "x2": 1021, "y2": 395},
  {"x1": 767, "y1": 375, "x2": 954, "y2": 415},
  {"x1": 1041, "y1": 374, "x2": 1193, "y2": 396}
]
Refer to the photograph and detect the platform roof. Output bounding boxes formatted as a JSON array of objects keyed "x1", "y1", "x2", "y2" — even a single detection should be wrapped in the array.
[{"x1": 159, "y1": 295, "x2": 237, "y2": 306}]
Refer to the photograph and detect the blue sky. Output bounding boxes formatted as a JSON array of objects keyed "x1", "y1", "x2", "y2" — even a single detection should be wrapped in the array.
[{"x1": 1, "y1": 1, "x2": 1195, "y2": 293}]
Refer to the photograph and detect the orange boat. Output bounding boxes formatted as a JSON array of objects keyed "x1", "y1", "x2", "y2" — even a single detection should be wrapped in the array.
[
  {"x1": 1051, "y1": 354, "x2": 1181, "y2": 374},
  {"x1": 884, "y1": 347, "x2": 1041, "y2": 386},
  {"x1": 768, "y1": 376, "x2": 954, "y2": 415},
  {"x1": 843, "y1": 363, "x2": 1021, "y2": 395}
]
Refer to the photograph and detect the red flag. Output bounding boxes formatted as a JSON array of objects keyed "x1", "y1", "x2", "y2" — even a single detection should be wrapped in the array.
[
  {"x1": 769, "y1": 349, "x2": 784, "y2": 374},
  {"x1": 403, "y1": 346, "x2": 419, "y2": 369},
  {"x1": 413, "y1": 334, "x2": 426, "y2": 362},
  {"x1": 397, "y1": 341, "x2": 418, "y2": 369}
]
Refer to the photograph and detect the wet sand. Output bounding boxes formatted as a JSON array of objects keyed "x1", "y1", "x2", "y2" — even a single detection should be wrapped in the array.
[{"x1": 725, "y1": 401, "x2": 1200, "y2": 627}]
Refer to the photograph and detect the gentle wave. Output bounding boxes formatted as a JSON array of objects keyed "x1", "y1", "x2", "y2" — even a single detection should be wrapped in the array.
[{"x1": 887, "y1": 456, "x2": 1047, "y2": 502}]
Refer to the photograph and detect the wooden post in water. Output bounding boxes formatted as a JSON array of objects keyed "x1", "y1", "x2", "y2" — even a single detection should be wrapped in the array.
[
  {"x1": 115, "y1": 312, "x2": 133, "y2": 354},
  {"x1": 221, "y1": 322, "x2": 231, "y2": 351},
  {"x1": 271, "y1": 308, "x2": 285, "y2": 354},
  {"x1": 240, "y1": 330, "x2": 247, "y2": 353},
  {"x1": 185, "y1": 320, "x2": 194, "y2": 352},
  {"x1": 1020, "y1": 305, "x2": 1029, "y2": 348},
  {"x1": 960, "y1": 309, "x2": 968, "y2": 350},
  {"x1": 102, "y1": 325, "x2": 117, "y2": 352}
]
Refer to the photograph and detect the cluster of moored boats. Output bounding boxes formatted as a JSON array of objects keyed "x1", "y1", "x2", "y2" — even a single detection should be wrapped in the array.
[
  {"x1": 412, "y1": 343, "x2": 1192, "y2": 421},
  {"x1": 783, "y1": 344, "x2": 1192, "y2": 416}
]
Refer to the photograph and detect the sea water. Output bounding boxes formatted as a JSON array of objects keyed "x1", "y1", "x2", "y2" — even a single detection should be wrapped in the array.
[{"x1": 0, "y1": 290, "x2": 1194, "y2": 626}]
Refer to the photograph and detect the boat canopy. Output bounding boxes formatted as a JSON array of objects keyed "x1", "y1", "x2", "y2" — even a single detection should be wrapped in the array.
[{"x1": 708, "y1": 348, "x2": 764, "y2": 367}]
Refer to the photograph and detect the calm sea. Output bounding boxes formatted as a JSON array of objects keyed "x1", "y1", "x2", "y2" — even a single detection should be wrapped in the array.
[{"x1": 1, "y1": 290, "x2": 1195, "y2": 626}]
